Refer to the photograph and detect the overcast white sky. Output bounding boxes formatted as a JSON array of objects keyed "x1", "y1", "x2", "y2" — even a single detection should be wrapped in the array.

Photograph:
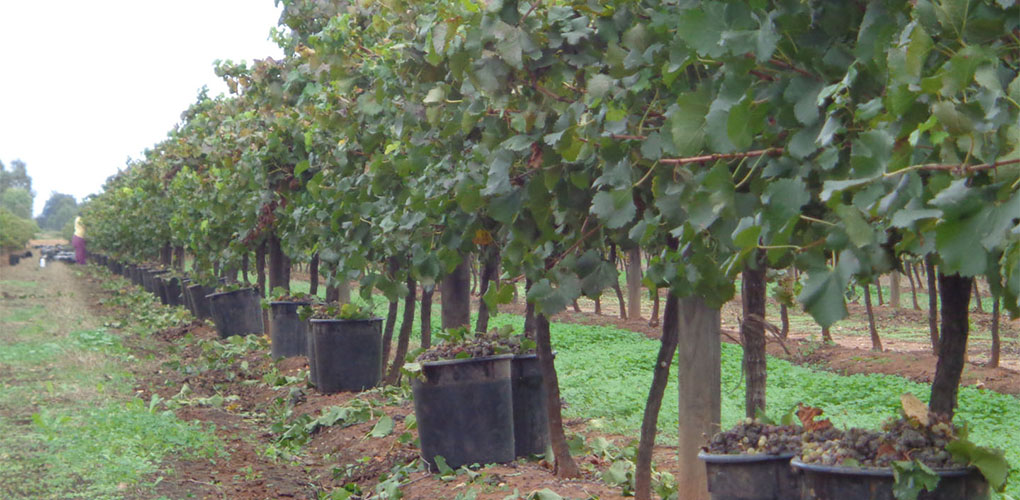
[{"x1": 0, "y1": 1, "x2": 284, "y2": 216}]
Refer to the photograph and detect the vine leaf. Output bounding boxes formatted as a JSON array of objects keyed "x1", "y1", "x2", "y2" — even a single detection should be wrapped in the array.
[
  {"x1": 900, "y1": 393, "x2": 930, "y2": 426},
  {"x1": 591, "y1": 190, "x2": 636, "y2": 229},
  {"x1": 795, "y1": 404, "x2": 832, "y2": 432},
  {"x1": 798, "y1": 251, "x2": 859, "y2": 327}
]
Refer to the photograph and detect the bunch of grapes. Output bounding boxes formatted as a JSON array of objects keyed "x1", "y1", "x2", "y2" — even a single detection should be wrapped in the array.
[
  {"x1": 417, "y1": 329, "x2": 534, "y2": 363},
  {"x1": 799, "y1": 414, "x2": 959, "y2": 468},
  {"x1": 706, "y1": 418, "x2": 803, "y2": 455},
  {"x1": 801, "y1": 427, "x2": 884, "y2": 466},
  {"x1": 416, "y1": 337, "x2": 505, "y2": 362}
]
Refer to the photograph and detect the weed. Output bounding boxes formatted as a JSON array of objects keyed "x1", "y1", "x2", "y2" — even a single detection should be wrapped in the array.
[{"x1": 27, "y1": 398, "x2": 221, "y2": 499}]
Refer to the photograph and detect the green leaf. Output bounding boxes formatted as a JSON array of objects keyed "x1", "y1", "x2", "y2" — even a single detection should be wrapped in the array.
[
  {"x1": 433, "y1": 455, "x2": 455, "y2": 476},
  {"x1": 932, "y1": 101, "x2": 974, "y2": 135},
  {"x1": 529, "y1": 489, "x2": 564, "y2": 500},
  {"x1": 526, "y1": 275, "x2": 580, "y2": 316},
  {"x1": 929, "y1": 179, "x2": 982, "y2": 218},
  {"x1": 763, "y1": 178, "x2": 810, "y2": 221},
  {"x1": 834, "y1": 204, "x2": 875, "y2": 247},
  {"x1": 946, "y1": 439, "x2": 1010, "y2": 492},
  {"x1": 368, "y1": 415, "x2": 394, "y2": 438},
  {"x1": 888, "y1": 22, "x2": 933, "y2": 85},
  {"x1": 755, "y1": 12, "x2": 780, "y2": 63},
  {"x1": 726, "y1": 98, "x2": 754, "y2": 151},
  {"x1": 640, "y1": 132, "x2": 663, "y2": 161},
  {"x1": 675, "y1": 5, "x2": 727, "y2": 58},
  {"x1": 306, "y1": 171, "x2": 323, "y2": 198},
  {"x1": 670, "y1": 89, "x2": 710, "y2": 156},
  {"x1": 936, "y1": 215, "x2": 988, "y2": 277},
  {"x1": 493, "y1": 22, "x2": 525, "y2": 69},
  {"x1": 788, "y1": 124, "x2": 821, "y2": 159},
  {"x1": 892, "y1": 460, "x2": 940, "y2": 500},
  {"x1": 488, "y1": 191, "x2": 522, "y2": 225},
  {"x1": 601, "y1": 460, "x2": 633, "y2": 486},
  {"x1": 816, "y1": 115, "x2": 843, "y2": 148},
  {"x1": 821, "y1": 178, "x2": 874, "y2": 202},
  {"x1": 798, "y1": 251, "x2": 858, "y2": 328},
  {"x1": 785, "y1": 78, "x2": 823, "y2": 126},
  {"x1": 587, "y1": 74, "x2": 614, "y2": 100},
  {"x1": 890, "y1": 208, "x2": 942, "y2": 228},
  {"x1": 482, "y1": 281, "x2": 515, "y2": 312},
  {"x1": 483, "y1": 150, "x2": 513, "y2": 196},
  {"x1": 731, "y1": 217, "x2": 762, "y2": 248},
  {"x1": 424, "y1": 86, "x2": 446, "y2": 104},
  {"x1": 294, "y1": 160, "x2": 310, "y2": 177},
  {"x1": 591, "y1": 190, "x2": 637, "y2": 229},
  {"x1": 502, "y1": 135, "x2": 534, "y2": 152},
  {"x1": 850, "y1": 130, "x2": 894, "y2": 178}
]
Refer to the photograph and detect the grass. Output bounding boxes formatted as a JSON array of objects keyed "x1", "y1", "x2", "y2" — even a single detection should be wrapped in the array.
[{"x1": 0, "y1": 264, "x2": 221, "y2": 499}]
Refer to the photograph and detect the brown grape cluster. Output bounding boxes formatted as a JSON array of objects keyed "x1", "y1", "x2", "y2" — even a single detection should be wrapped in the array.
[
  {"x1": 417, "y1": 331, "x2": 534, "y2": 363},
  {"x1": 706, "y1": 419, "x2": 803, "y2": 455},
  {"x1": 800, "y1": 414, "x2": 958, "y2": 468}
]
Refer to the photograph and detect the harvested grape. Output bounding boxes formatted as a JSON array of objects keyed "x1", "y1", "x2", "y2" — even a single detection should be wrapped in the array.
[{"x1": 706, "y1": 419, "x2": 803, "y2": 455}]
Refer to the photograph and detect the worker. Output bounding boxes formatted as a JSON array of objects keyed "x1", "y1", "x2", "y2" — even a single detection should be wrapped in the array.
[{"x1": 72, "y1": 216, "x2": 87, "y2": 265}]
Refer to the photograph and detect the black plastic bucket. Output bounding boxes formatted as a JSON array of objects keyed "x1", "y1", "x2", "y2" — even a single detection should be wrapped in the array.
[
  {"x1": 143, "y1": 269, "x2": 168, "y2": 294},
  {"x1": 180, "y1": 279, "x2": 193, "y2": 313},
  {"x1": 206, "y1": 288, "x2": 264, "y2": 339},
  {"x1": 306, "y1": 321, "x2": 319, "y2": 387},
  {"x1": 187, "y1": 284, "x2": 214, "y2": 320},
  {"x1": 791, "y1": 459, "x2": 989, "y2": 500},
  {"x1": 154, "y1": 276, "x2": 170, "y2": 305},
  {"x1": 699, "y1": 452, "x2": 798, "y2": 500},
  {"x1": 511, "y1": 354, "x2": 551, "y2": 458},
  {"x1": 308, "y1": 318, "x2": 383, "y2": 394},
  {"x1": 411, "y1": 354, "x2": 515, "y2": 470},
  {"x1": 164, "y1": 277, "x2": 184, "y2": 307},
  {"x1": 130, "y1": 266, "x2": 144, "y2": 286},
  {"x1": 269, "y1": 302, "x2": 310, "y2": 359},
  {"x1": 141, "y1": 269, "x2": 154, "y2": 292}
]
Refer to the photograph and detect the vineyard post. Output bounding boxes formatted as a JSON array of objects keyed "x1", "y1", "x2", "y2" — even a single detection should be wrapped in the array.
[{"x1": 676, "y1": 297, "x2": 721, "y2": 500}]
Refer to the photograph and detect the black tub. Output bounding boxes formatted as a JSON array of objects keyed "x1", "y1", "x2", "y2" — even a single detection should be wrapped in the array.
[
  {"x1": 308, "y1": 318, "x2": 383, "y2": 394},
  {"x1": 699, "y1": 452, "x2": 798, "y2": 500},
  {"x1": 206, "y1": 288, "x2": 264, "y2": 339},
  {"x1": 411, "y1": 354, "x2": 515, "y2": 470},
  {"x1": 791, "y1": 459, "x2": 988, "y2": 500},
  {"x1": 269, "y1": 301, "x2": 310, "y2": 359}
]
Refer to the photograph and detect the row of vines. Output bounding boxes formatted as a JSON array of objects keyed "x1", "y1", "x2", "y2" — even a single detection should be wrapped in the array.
[{"x1": 82, "y1": 1, "x2": 1018, "y2": 498}]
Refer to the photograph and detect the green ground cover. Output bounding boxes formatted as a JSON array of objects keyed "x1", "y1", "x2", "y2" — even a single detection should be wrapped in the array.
[{"x1": 0, "y1": 269, "x2": 221, "y2": 500}]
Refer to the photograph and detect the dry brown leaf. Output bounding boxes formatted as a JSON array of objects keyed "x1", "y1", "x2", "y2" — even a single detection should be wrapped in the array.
[
  {"x1": 472, "y1": 229, "x2": 494, "y2": 246},
  {"x1": 876, "y1": 442, "x2": 901, "y2": 460},
  {"x1": 796, "y1": 403, "x2": 833, "y2": 432},
  {"x1": 900, "y1": 393, "x2": 930, "y2": 426}
]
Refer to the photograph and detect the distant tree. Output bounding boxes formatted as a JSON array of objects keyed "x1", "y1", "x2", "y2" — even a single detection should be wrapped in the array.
[
  {"x1": 0, "y1": 159, "x2": 33, "y2": 194},
  {"x1": 1, "y1": 187, "x2": 34, "y2": 219},
  {"x1": 37, "y1": 192, "x2": 79, "y2": 230},
  {"x1": 0, "y1": 207, "x2": 38, "y2": 250}
]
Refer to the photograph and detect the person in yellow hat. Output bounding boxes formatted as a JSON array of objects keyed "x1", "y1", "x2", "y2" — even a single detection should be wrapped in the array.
[{"x1": 72, "y1": 216, "x2": 87, "y2": 265}]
